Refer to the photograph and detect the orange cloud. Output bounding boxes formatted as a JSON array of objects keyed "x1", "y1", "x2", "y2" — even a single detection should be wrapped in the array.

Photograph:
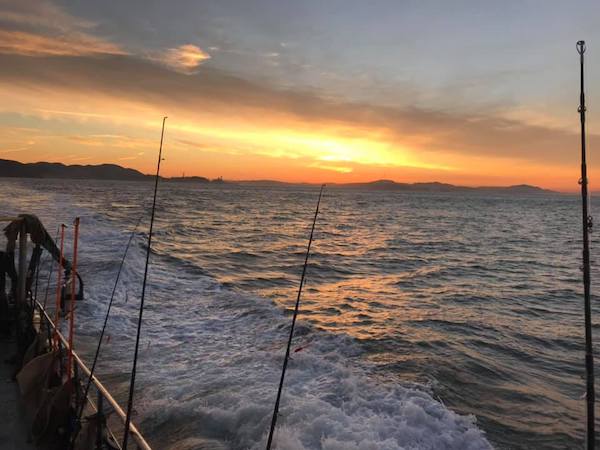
[
  {"x1": 0, "y1": 0, "x2": 125, "y2": 57},
  {"x1": 0, "y1": 0, "x2": 95, "y2": 32},
  {"x1": 0, "y1": 52, "x2": 592, "y2": 190},
  {"x1": 0, "y1": 30, "x2": 125, "y2": 57},
  {"x1": 154, "y1": 44, "x2": 211, "y2": 73}
]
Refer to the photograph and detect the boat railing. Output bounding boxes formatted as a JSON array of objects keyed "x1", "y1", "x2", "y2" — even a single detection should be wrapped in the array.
[{"x1": 34, "y1": 299, "x2": 153, "y2": 450}]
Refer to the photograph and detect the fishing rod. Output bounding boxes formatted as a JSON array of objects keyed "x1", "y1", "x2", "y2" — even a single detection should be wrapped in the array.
[
  {"x1": 53, "y1": 224, "x2": 66, "y2": 348},
  {"x1": 122, "y1": 116, "x2": 167, "y2": 450},
  {"x1": 66, "y1": 217, "x2": 80, "y2": 382},
  {"x1": 577, "y1": 40, "x2": 595, "y2": 449},
  {"x1": 265, "y1": 184, "x2": 325, "y2": 450},
  {"x1": 69, "y1": 216, "x2": 143, "y2": 449}
]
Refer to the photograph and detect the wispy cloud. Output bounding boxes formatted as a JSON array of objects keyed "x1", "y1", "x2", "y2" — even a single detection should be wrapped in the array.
[
  {"x1": 0, "y1": 30, "x2": 124, "y2": 56},
  {"x1": 67, "y1": 134, "x2": 153, "y2": 150},
  {"x1": 0, "y1": 145, "x2": 30, "y2": 154},
  {"x1": 0, "y1": 51, "x2": 592, "y2": 168},
  {"x1": 0, "y1": 50, "x2": 592, "y2": 188},
  {"x1": 309, "y1": 162, "x2": 353, "y2": 173},
  {"x1": 152, "y1": 44, "x2": 210, "y2": 73},
  {"x1": 0, "y1": 0, "x2": 95, "y2": 31},
  {"x1": 0, "y1": 0, "x2": 125, "y2": 57}
]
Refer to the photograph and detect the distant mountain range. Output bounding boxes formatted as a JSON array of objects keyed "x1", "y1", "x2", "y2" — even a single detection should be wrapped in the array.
[
  {"x1": 230, "y1": 178, "x2": 556, "y2": 194},
  {"x1": 326, "y1": 179, "x2": 556, "y2": 194},
  {"x1": 0, "y1": 158, "x2": 151, "y2": 181},
  {"x1": 0, "y1": 159, "x2": 556, "y2": 194},
  {"x1": 0, "y1": 159, "x2": 218, "y2": 182}
]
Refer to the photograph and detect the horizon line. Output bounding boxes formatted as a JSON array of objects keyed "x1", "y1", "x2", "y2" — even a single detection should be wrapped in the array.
[{"x1": 0, "y1": 157, "x2": 583, "y2": 194}]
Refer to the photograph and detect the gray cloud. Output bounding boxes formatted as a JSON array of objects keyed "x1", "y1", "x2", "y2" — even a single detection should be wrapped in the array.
[
  {"x1": 0, "y1": 52, "x2": 590, "y2": 166},
  {"x1": 0, "y1": 0, "x2": 125, "y2": 56}
]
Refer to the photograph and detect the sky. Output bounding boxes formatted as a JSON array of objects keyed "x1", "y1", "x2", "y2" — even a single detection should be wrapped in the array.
[{"x1": 1, "y1": 0, "x2": 600, "y2": 190}]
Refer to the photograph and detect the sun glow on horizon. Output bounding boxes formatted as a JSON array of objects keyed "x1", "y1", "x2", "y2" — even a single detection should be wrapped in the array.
[
  {"x1": 0, "y1": 10, "x2": 596, "y2": 192},
  {"x1": 170, "y1": 119, "x2": 452, "y2": 176}
]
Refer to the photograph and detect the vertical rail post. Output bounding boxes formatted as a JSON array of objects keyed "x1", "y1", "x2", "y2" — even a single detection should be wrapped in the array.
[{"x1": 577, "y1": 39, "x2": 595, "y2": 449}]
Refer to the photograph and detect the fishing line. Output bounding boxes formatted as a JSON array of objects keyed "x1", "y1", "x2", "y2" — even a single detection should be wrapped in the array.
[
  {"x1": 40, "y1": 227, "x2": 60, "y2": 348},
  {"x1": 122, "y1": 116, "x2": 167, "y2": 450},
  {"x1": 69, "y1": 215, "x2": 143, "y2": 449},
  {"x1": 265, "y1": 184, "x2": 325, "y2": 450}
]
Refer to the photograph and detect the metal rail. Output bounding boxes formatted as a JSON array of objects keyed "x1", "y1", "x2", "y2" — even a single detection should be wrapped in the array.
[{"x1": 34, "y1": 299, "x2": 152, "y2": 450}]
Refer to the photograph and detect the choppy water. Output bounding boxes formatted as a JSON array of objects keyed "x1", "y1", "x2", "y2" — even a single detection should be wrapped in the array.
[{"x1": 2, "y1": 178, "x2": 599, "y2": 449}]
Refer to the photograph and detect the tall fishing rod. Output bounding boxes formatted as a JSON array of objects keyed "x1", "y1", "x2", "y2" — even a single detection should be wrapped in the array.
[
  {"x1": 122, "y1": 116, "x2": 167, "y2": 450},
  {"x1": 66, "y1": 217, "x2": 80, "y2": 382},
  {"x1": 53, "y1": 224, "x2": 66, "y2": 348},
  {"x1": 69, "y1": 216, "x2": 143, "y2": 449},
  {"x1": 577, "y1": 40, "x2": 595, "y2": 449},
  {"x1": 265, "y1": 184, "x2": 325, "y2": 450}
]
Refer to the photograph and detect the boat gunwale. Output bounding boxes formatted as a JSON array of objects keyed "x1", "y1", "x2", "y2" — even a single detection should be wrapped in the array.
[{"x1": 34, "y1": 299, "x2": 152, "y2": 450}]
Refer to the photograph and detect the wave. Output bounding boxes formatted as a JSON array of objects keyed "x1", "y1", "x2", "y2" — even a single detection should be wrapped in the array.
[{"x1": 1, "y1": 179, "x2": 494, "y2": 449}]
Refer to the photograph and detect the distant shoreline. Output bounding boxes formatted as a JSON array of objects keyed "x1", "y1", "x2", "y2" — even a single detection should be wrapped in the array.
[{"x1": 0, "y1": 158, "x2": 557, "y2": 194}]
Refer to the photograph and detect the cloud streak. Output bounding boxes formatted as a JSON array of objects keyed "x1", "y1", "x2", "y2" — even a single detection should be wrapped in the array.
[
  {"x1": 0, "y1": 0, "x2": 125, "y2": 57},
  {"x1": 0, "y1": 51, "x2": 590, "y2": 188},
  {"x1": 0, "y1": 29, "x2": 125, "y2": 56},
  {"x1": 0, "y1": 52, "x2": 588, "y2": 164}
]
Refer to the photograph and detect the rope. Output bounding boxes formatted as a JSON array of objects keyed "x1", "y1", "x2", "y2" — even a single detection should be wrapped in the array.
[
  {"x1": 122, "y1": 116, "x2": 167, "y2": 450},
  {"x1": 42, "y1": 228, "x2": 59, "y2": 310},
  {"x1": 69, "y1": 215, "x2": 143, "y2": 449},
  {"x1": 265, "y1": 184, "x2": 325, "y2": 450}
]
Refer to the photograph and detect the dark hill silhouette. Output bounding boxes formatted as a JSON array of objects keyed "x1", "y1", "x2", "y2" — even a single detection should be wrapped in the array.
[
  {"x1": 0, "y1": 159, "x2": 555, "y2": 193},
  {"x1": 330, "y1": 180, "x2": 555, "y2": 194},
  {"x1": 0, "y1": 159, "x2": 150, "y2": 180}
]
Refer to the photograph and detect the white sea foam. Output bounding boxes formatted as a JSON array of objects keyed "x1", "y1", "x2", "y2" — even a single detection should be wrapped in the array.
[{"x1": 3, "y1": 180, "x2": 493, "y2": 450}]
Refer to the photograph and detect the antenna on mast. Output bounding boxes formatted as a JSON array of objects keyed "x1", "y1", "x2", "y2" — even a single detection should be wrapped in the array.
[{"x1": 577, "y1": 40, "x2": 595, "y2": 449}]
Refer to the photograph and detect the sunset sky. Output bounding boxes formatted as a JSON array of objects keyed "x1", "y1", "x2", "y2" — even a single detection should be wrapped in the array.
[{"x1": 1, "y1": 1, "x2": 600, "y2": 190}]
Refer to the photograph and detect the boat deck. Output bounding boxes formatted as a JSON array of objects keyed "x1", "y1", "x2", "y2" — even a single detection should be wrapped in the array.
[{"x1": 0, "y1": 339, "x2": 35, "y2": 450}]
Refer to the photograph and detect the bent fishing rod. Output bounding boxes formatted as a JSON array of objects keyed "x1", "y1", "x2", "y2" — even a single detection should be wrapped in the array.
[
  {"x1": 577, "y1": 40, "x2": 595, "y2": 449},
  {"x1": 265, "y1": 184, "x2": 325, "y2": 450},
  {"x1": 122, "y1": 116, "x2": 167, "y2": 450}
]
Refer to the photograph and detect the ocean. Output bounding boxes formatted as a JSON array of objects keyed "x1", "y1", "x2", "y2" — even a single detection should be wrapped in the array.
[{"x1": 2, "y1": 178, "x2": 598, "y2": 449}]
